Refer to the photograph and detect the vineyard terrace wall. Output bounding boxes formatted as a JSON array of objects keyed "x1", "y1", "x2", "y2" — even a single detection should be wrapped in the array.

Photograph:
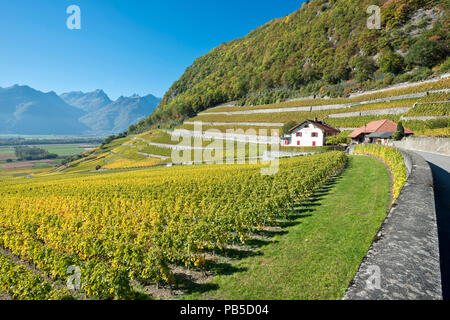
[{"x1": 389, "y1": 136, "x2": 450, "y2": 157}]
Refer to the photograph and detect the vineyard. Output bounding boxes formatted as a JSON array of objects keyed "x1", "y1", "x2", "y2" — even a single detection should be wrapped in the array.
[
  {"x1": 0, "y1": 152, "x2": 347, "y2": 299},
  {"x1": 202, "y1": 78, "x2": 450, "y2": 113},
  {"x1": 189, "y1": 99, "x2": 417, "y2": 124},
  {"x1": 404, "y1": 102, "x2": 450, "y2": 117},
  {"x1": 177, "y1": 77, "x2": 450, "y2": 138}
]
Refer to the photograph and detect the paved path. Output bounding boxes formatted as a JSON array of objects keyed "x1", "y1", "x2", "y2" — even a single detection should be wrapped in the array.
[{"x1": 415, "y1": 151, "x2": 450, "y2": 300}]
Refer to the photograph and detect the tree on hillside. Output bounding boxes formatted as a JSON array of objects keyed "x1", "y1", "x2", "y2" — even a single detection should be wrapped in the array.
[
  {"x1": 282, "y1": 121, "x2": 298, "y2": 136},
  {"x1": 379, "y1": 50, "x2": 405, "y2": 75},
  {"x1": 393, "y1": 121, "x2": 405, "y2": 141},
  {"x1": 406, "y1": 38, "x2": 445, "y2": 68},
  {"x1": 350, "y1": 56, "x2": 377, "y2": 83}
]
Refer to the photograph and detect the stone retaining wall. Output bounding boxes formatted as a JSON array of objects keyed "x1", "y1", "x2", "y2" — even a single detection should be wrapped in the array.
[
  {"x1": 328, "y1": 107, "x2": 412, "y2": 118},
  {"x1": 401, "y1": 115, "x2": 450, "y2": 121},
  {"x1": 183, "y1": 121, "x2": 284, "y2": 127},
  {"x1": 389, "y1": 137, "x2": 450, "y2": 156},
  {"x1": 173, "y1": 129, "x2": 280, "y2": 145}
]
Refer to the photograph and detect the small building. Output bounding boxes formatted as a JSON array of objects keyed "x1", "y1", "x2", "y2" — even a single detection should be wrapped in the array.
[
  {"x1": 366, "y1": 132, "x2": 395, "y2": 145},
  {"x1": 349, "y1": 120, "x2": 414, "y2": 144},
  {"x1": 281, "y1": 119, "x2": 340, "y2": 147}
]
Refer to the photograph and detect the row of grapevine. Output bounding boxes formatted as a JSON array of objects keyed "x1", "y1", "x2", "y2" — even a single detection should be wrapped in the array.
[
  {"x1": 0, "y1": 251, "x2": 72, "y2": 300},
  {"x1": 416, "y1": 91, "x2": 450, "y2": 104},
  {"x1": 102, "y1": 158, "x2": 162, "y2": 170},
  {"x1": 416, "y1": 127, "x2": 450, "y2": 137},
  {"x1": 404, "y1": 102, "x2": 450, "y2": 117}
]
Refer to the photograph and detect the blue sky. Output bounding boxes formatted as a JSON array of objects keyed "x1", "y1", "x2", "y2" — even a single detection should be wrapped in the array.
[{"x1": 0, "y1": 0, "x2": 305, "y2": 100}]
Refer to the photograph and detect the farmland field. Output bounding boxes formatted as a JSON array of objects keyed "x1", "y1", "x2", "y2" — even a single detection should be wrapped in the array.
[
  {"x1": 0, "y1": 144, "x2": 93, "y2": 158},
  {"x1": 0, "y1": 144, "x2": 95, "y2": 171},
  {"x1": 0, "y1": 147, "x2": 15, "y2": 155},
  {"x1": 37, "y1": 144, "x2": 95, "y2": 157}
]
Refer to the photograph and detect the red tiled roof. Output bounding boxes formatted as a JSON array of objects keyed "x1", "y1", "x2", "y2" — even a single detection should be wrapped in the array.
[{"x1": 348, "y1": 120, "x2": 414, "y2": 138}]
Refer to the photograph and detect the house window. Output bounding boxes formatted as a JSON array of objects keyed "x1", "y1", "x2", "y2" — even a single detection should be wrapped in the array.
[
  {"x1": 296, "y1": 132, "x2": 302, "y2": 137},
  {"x1": 297, "y1": 141, "x2": 300, "y2": 146},
  {"x1": 311, "y1": 132, "x2": 318, "y2": 137},
  {"x1": 313, "y1": 141, "x2": 316, "y2": 147}
]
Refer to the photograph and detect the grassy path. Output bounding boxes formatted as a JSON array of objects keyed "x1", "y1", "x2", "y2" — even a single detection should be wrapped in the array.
[{"x1": 183, "y1": 155, "x2": 390, "y2": 300}]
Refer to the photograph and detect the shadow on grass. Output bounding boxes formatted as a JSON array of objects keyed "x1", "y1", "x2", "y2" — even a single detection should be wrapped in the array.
[
  {"x1": 256, "y1": 229, "x2": 289, "y2": 238},
  {"x1": 211, "y1": 246, "x2": 264, "y2": 260},
  {"x1": 204, "y1": 261, "x2": 248, "y2": 276},
  {"x1": 174, "y1": 263, "x2": 247, "y2": 296},
  {"x1": 176, "y1": 164, "x2": 347, "y2": 297},
  {"x1": 175, "y1": 276, "x2": 220, "y2": 295}
]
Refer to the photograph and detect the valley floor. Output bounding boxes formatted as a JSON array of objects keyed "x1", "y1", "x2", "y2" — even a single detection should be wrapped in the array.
[{"x1": 178, "y1": 156, "x2": 391, "y2": 300}]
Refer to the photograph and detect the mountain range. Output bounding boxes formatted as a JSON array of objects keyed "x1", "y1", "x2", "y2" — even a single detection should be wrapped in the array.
[{"x1": 0, "y1": 85, "x2": 161, "y2": 135}]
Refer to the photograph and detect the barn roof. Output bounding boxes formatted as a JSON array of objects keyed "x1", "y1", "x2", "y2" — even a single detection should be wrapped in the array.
[{"x1": 348, "y1": 120, "x2": 414, "y2": 138}]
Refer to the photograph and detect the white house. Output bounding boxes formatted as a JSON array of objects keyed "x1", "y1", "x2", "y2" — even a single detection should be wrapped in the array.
[{"x1": 281, "y1": 119, "x2": 340, "y2": 147}]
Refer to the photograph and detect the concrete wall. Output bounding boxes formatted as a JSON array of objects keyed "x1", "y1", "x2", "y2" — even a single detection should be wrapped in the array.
[
  {"x1": 328, "y1": 107, "x2": 412, "y2": 118},
  {"x1": 401, "y1": 115, "x2": 450, "y2": 121},
  {"x1": 183, "y1": 121, "x2": 284, "y2": 127},
  {"x1": 173, "y1": 129, "x2": 281, "y2": 145},
  {"x1": 389, "y1": 136, "x2": 450, "y2": 156},
  {"x1": 345, "y1": 150, "x2": 442, "y2": 300}
]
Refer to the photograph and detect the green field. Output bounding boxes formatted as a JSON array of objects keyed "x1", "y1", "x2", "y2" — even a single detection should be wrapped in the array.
[
  {"x1": 37, "y1": 145, "x2": 94, "y2": 157},
  {"x1": 0, "y1": 144, "x2": 93, "y2": 157},
  {"x1": 181, "y1": 156, "x2": 390, "y2": 300},
  {"x1": 0, "y1": 147, "x2": 14, "y2": 155}
]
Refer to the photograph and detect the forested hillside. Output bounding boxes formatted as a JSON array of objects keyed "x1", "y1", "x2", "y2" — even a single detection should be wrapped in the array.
[{"x1": 133, "y1": 0, "x2": 449, "y2": 132}]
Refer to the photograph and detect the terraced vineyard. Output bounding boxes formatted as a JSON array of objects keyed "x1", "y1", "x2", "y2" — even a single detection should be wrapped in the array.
[
  {"x1": 202, "y1": 78, "x2": 450, "y2": 113},
  {"x1": 0, "y1": 152, "x2": 347, "y2": 299},
  {"x1": 404, "y1": 102, "x2": 450, "y2": 117},
  {"x1": 178, "y1": 77, "x2": 450, "y2": 137},
  {"x1": 188, "y1": 99, "x2": 415, "y2": 124}
]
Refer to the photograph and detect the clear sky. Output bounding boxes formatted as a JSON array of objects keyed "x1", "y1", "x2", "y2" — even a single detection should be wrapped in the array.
[{"x1": 0, "y1": 0, "x2": 305, "y2": 100}]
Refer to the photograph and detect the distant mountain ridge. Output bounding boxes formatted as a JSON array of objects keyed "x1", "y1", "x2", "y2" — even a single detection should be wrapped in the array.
[
  {"x1": 76, "y1": 93, "x2": 161, "y2": 134},
  {"x1": 0, "y1": 85, "x2": 161, "y2": 135},
  {"x1": 60, "y1": 89, "x2": 112, "y2": 112},
  {"x1": 0, "y1": 85, "x2": 88, "y2": 135}
]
